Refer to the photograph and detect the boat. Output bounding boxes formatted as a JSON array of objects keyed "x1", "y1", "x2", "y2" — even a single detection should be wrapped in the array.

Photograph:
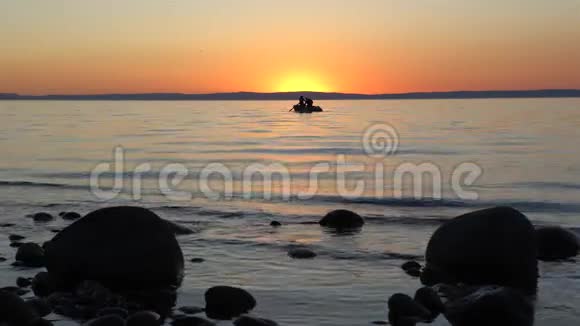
[{"x1": 291, "y1": 104, "x2": 323, "y2": 113}]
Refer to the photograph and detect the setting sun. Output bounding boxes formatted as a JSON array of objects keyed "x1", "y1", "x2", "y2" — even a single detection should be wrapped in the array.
[{"x1": 276, "y1": 74, "x2": 331, "y2": 92}]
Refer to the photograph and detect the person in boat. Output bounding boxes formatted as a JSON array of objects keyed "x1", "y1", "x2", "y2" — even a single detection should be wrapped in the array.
[
  {"x1": 298, "y1": 95, "x2": 305, "y2": 106},
  {"x1": 305, "y1": 97, "x2": 314, "y2": 107}
]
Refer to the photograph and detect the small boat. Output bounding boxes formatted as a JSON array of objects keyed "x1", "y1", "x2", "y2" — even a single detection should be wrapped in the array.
[{"x1": 291, "y1": 105, "x2": 323, "y2": 113}]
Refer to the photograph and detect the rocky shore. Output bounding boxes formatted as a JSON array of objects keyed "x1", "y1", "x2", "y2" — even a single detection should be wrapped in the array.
[{"x1": 1, "y1": 206, "x2": 578, "y2": 326}]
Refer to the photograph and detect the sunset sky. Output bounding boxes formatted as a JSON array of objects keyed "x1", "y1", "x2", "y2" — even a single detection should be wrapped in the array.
[{"x1": 1, "y1": 0, "x2": 579, "y2": 95}]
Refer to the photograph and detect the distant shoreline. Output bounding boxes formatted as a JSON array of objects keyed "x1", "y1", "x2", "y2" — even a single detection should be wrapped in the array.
[{"x1": 1, "y1": 89, "x2": 580, "y2": 100}]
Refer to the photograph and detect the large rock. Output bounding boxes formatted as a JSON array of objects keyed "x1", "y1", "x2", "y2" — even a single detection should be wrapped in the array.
[
  {"x1": 536, "y1": 226, "x2": 579, "y2": 261},
  {"x1": 205, "y1": 286, "x2": 256, "y2": 320},
  {"x1": 422, "y1": 207, "x2": 538, "y2": 295},
  {"x1": 0, "y1": 290, "x2": 40, "y2": 325},
  {"x1": 15, "y1": 242, "x2": 46, "y2": 267},
  {"x1": 44, "y1": 206, "x2": 184, "y2": 290},
  {"x1": 319, "y1": 209, "x2": 364, "y2": 228},
  {"x1": 443, "y1": 286, "x2": 534, "y2": 326},
  {"x1": 387, "y1": 293, "x2": 431, "y2": 325}
]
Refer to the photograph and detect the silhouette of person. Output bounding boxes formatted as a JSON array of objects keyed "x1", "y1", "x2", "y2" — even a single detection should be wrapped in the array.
[
  {"x1": 305, "y1": 97, "x2": 314, "y2": 107},
  {"x1": 298, "y1": 96, "x2": 305, "y2": 106}
]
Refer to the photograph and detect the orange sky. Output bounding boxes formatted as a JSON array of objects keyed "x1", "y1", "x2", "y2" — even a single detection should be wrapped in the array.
[{"x1": 1, "y1": 0, "x2": 580, "y2": 95}]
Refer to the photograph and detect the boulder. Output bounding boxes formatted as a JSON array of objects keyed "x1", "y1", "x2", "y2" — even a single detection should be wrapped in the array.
[
  {"x1": 414, "y1": 287, "x2": 445, "y2": 321},
  {"x1": 0, "y1": 290, "x2": 40, "y2": 325},
  {"x1": 26, "y1": 298, "x2": 52, "y2": 317},
  {"x1": 387, "y1": 293, "x2": 431, "y2": 326},
  {"x1": 319, "y1": 209, "x2": 364, "y2": 228},
  {"x1": 15, "y1": 242, "x2": 45, "y2": 267},
  {"x1": 126, "y1": 311, "x2": 161, "y2": 326},
  {"x1": 422, "y1": 207, "x2": 538, "y2": 295},
  {"x1": 163, "y1": 220, "x2": 195, "y2": 235},
  {"x1": 178, "y1": 306, "x2": 204, "y2": 314},
  {"x1": 82, "y1": 315, "x2": 125, "y2": 326},
  {"x1": 32, "y1": 272, "x2": 57, "y2": 297},
  {"x1": 172, "y1": 315, "x2": 216, "y2": 326},
  {"x1": 17, "y1": 277, "x2": 32, "y2": 288},
  {"x1": 9, "y1": 234, "x2": 26, "y2": 241},
  {"x1": 44, "y1": 206, "x2": 184, "y2": 290},
  {"x1": 205, "y1": 286, "x2": 256, "y2": 319},
  {"x1": 269, "y1": 221, "x2": 281, "y2": 227},
  {"x1": 61, "y1": 212, "x2": 82, "y2": 220},
  {"x1": 32, "y1": 212, "x2": 54, "y2": 222},
  {"x1": 96, "y1": 307, "x2": 129, "y2": 318},
  {"x1": 234, "y1": 315, "x2": 278, "y2": 326},
  {"x1": 287, "y1": 248, "x2": 317, "y2": 259},
  {"x1": 444, "y1": 286, "x2": 534, "y2": 326},
  {"x1": 536, "y1": 226, "x2": 579, "y2": 261}
]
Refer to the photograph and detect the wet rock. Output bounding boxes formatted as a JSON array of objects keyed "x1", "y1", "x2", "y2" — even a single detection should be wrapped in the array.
[
  {"x1": 536, "y1": 226, "x2": 579, "y2": 261},
  {"x1": 9, "y1": 234, "x2": 26, "y2": 241},
  {"x1": 26, "y1": 298, "x2": 52, "y2": 317},
  {"x1": 234, "y1": 315, "x2": 278, "y2": 326},
  {"x1": 30, "y1": 319, "x2": 54, "y2": 326},
  {"x1": 83, "y1": 314, "x2": 126, "y2": 326},
  {"x1": 0, "y1": 290, "x2": 39, "y2": 325},
  {"x1": 287, "y1": 247, "x2": 317, "y2": 259},
  {"x1": 15, "y1": 242, "x2": 45, "y2": 267},
  {"x1": 45, "y1": 206, "x2": 184, "y2": 290},
  {"x1": 319, "y1": 209, "x2": 364, "y2": 229},
  {"x1": 96, "y1": 307, "x2": 129, "y2": 318},
  {"x1": 0, "y1": 223, "x2": 16, "y2": 227},
  {"x1": 0, "y1": 257, "x2": 6, "y2": 262},
  {"x1": 178, "y1": 306, "x2": 204, "y2": 314},
  {"x1": 164, "y1": 220, "x2": 195, "y2": 235},
  {"x1": 10, "y1": 242, "x2": 23, "y2": 248},
  {"x1": 422, "y1": 207, "x2": 538, "y2": 295},
  {"x1": 404, "y1": 268, "x2": 421, "y2": 278},
  {"x1": 32, "y1": 272, "x2": 57, "y2": 297},
  {"x1": 126, "y1": 310, "x2": 161, "y2": 326},
  {"x1": 414, "y1": 287, "x2": 445, "y2": 320},
  {"x1": 1, "y1": 286, "x2": 29, "y2": 296},
  {"x1": 269, "y1": 221, "x2": 281, "y2": 227},
  {"x1": 190, "y1": 258, "x2": 205, "y2": 263},
  {"x1": 33, "y1": 212, "x2": 54, "y2": 222},
  {"x1": 401, "y1": 261, "x2": 422, "y2": 271},
  {"x1": 444, "y1": 286, "x2": 534, "y2": 326},
  {"x1": 172, "y1": 315, "x2": 216, "y2": 326},
  {"x1": 61, "y1": 212, "x2": 82, "y2": 220},
  {"x1": 205, "y1": 286, "x2": 256, "y2": 319},
  {"x1": 75, "y1": 280, "x2": 118, "y2": 304},
  {"x1": 16, "y1": 276, "x2": 32, "y2": 288},
  {"x1": 387, "y1": 293, "x2": 431, "y2": 326}
]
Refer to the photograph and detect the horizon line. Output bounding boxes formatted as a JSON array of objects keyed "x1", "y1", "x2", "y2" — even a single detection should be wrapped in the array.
[
  {"x1": 2, "y1": 88, "x2": 580, "y2": 97},
  {"x1": 1, "y1": 89, "x2": 580, "y2": 100}
]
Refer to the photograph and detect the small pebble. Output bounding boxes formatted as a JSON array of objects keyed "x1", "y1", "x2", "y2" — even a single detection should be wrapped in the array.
[
  {"x1": 288, "y1": 248, "x2": 316, "y2": 259},
  {"x1": 270, "y1": 221, "x2": 282, "y2": 227},
  {"x1": 9, "y1": 234, "x2": 26, "y2": 241},
  {"x1": 17, "y1": 277, "x2": 32, "y2": 288}
]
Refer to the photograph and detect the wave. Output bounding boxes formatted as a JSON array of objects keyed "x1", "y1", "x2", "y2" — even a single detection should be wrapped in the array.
[
  {"x1": 0, "y1": 180, "x2": 86, "y2": 190},
  {"x1": 307, "y1": 194, "x2": 580, "y2": 213}
]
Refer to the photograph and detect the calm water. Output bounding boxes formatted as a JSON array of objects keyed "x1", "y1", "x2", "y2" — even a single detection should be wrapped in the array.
[{"x1": 0, "y1": 99, "x2": 579, "y2": 325}]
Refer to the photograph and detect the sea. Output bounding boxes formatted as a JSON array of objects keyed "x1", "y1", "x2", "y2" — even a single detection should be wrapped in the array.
[{"x1": 0, "y1": 98, "x2": 579, "y2": 325}]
